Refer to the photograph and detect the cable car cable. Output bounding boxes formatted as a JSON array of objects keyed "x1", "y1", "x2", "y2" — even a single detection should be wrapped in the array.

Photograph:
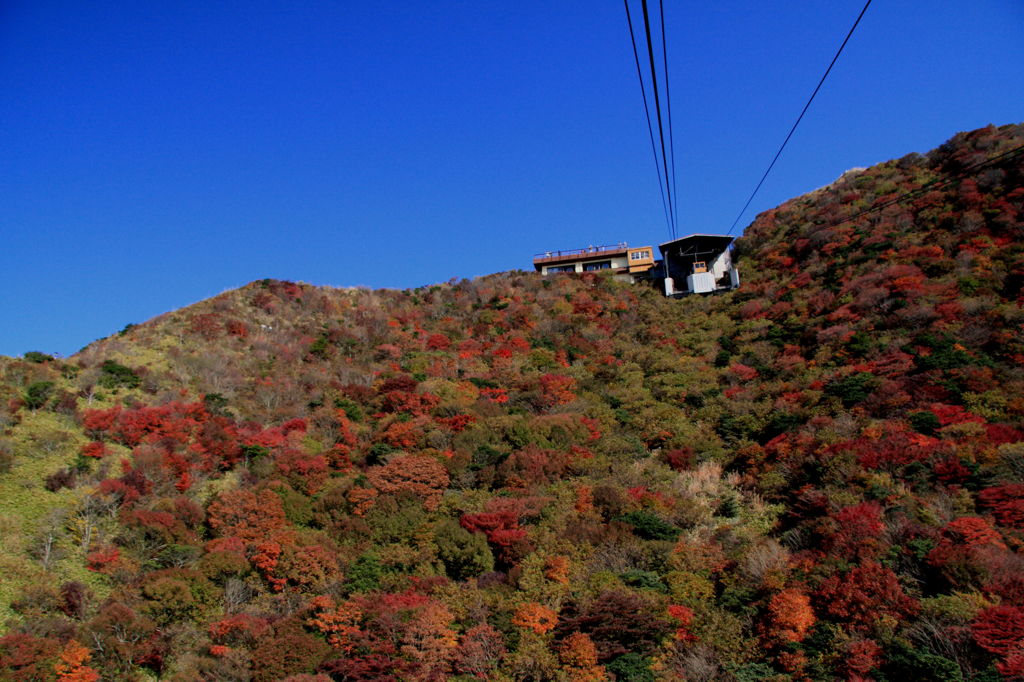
[
  {"x1": 640, "y1": 0, "x2": 677, "y2": 239},
  {"x1": 624, "y1": 0, "x2": 673, "y2": 238},
  {"x1": 658, "y1": 0, "x2": 679, "y2": 239},
  {"x1": 724, "y1": 0, "x2": 876, "y2": 236}
]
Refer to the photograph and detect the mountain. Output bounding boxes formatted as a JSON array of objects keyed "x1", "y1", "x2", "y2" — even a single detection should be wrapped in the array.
[{"x1": 0, "y1": 122, "x2": 1022, "y2": 680}]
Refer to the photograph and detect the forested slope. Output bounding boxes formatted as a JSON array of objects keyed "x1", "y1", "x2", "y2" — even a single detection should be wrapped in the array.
[{"x1": 0, "y1": 122, "x2": 1022, "y2": 680}]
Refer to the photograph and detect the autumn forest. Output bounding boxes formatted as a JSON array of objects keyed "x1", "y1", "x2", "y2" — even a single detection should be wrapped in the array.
[{"x1": 1, "y1": 123, "x2": 1023, "y2": 680}]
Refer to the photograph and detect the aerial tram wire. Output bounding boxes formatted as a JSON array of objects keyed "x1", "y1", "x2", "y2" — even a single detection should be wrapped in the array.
[
  {"x1": 624, "y1": 0, "x2": 673, "y2": 240},
  {"x1": 658, "y1": 0, "x2": 679, "y2": 238},
  {"x1": 726, "y1": 0, "x2": 873, "y2": 236},
  {"x1": 639, "y1": 0, "x2": 676, "y2": 240},
  {"x1": 624, "y1": 0, "x2": 677, "y2": 241}
]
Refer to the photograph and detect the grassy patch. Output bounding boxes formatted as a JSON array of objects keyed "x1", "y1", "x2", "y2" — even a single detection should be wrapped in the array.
[{"x1": 0, "y1": 411, "x2": 110, "y2": 620}]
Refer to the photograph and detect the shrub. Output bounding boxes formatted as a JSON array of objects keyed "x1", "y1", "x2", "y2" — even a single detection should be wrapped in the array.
[
  {"x1": 345, "y1": 552, "x2": 386, "y2": 593},
  {"x1": 435, "y1": 520, "x2": 494, "y2": 580},
  {"x1": 58, "y1": 582, "x2": 91, "y2": 619},
  {"x1": 845, "y1": 332, "x2": 875, "y2": 358},
  {"x1": 44, "y1": 468, "x2": 76, "y2": 492},
  {"x1": 556, "y1": 591, "x2": 672, "y2": 661},
  {"x1": 825, "y1": 372, "x2": 880, "y2": 407},
  {"x1": 23, "y1": 381, "x2": 54, "y2": 410},
  {"x1": 307, "y1": 334, "x2": 330, "y2": 360},
  {"x1": 621, "y1": 570, "x2": 666, "y2": 592},
  {"x1": 617, "y1": 510, "x2": 681, "y2": 541},
  {"x1": 203, "y1": 393, "x2": 230, "y2": 417},
  {"x1": 97, "y1": 360, "x2": 141, "y2": 389},
  {"x1": 0, "y1": 439, "x2": 14, "y2": 473},
  {"x1": 607, "y1": 653, "x2": 655, "y2": 681},
  {"x1": 250, "y1": 633, "x2": 330, "y2": 682},
  {"x1": 909, "y1": 410, "x2": 941, "y2": 435},
  {"x1": 334, "y1": 398, "x2": 364, "y2": 422}
]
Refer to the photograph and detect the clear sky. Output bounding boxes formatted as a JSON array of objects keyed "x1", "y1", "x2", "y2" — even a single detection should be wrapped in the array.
[{"x1": 2, "y1": 0, "x2": 1022, "y2": 357}]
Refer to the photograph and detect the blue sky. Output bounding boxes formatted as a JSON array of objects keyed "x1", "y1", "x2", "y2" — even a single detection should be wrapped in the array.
[{"x1": 1, "y1": 0, "x2": 1022, "y2": 357}]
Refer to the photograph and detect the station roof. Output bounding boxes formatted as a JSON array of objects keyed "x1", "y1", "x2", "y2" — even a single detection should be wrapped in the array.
[{"x1": 658, "y1": 234, "x2": 734, "y2": 257}]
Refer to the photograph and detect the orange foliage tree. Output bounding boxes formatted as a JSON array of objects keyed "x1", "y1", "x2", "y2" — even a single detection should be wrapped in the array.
[
  {"x1": 54, "y1": 640, "x2": 100, "y2": 682},
  {"x1": 512, "y1": 602, "x2": 558, "y2": 634},
  {"x1": 306, "y1": 595, "x2": 362, "y2": 652},
  {"x1": 559, "y1": 632, "x2": 608, "y2": 682},
  {"x1": 545, "y1": 555, "x2": 571, "y2": 584},
  {"x1": 765, "y1": 588, "x2": 816, "y2": 644}
]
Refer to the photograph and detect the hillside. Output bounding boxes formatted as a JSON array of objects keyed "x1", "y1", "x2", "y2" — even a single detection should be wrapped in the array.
[{"x1": 0, "y1": 122, "x2": 1022, "y2": 681}]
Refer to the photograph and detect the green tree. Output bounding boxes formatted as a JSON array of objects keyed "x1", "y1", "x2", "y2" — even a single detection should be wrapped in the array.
[
  {"x1": 435, "y1": 519, "x2": 494, "y2": 580},
  {"x1": 97, "y1": 360, "x2": 141, "y2": 389},
  {"x1": 23, "y1": 381, "x2": 54, "y2": 410}
]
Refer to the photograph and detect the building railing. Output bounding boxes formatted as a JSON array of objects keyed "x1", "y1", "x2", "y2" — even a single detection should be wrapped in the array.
[{"x1": 533, "y1": 243, "x2": 629, "y2": 264}]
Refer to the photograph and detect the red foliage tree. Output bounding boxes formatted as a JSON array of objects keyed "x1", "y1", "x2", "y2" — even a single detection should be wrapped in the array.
[
  {"x1": 279, "y1": 542, "x2": 341, "y2": 591},
  {"x1": 436, "y1": 413, "x2": 476, "y2": 433},
  {"x1": 208, "y1": 613, "x2": 271, "y2": 648},
  {"x1": 667, "y1": 605, "x2": 697, "y2": 643},
  {"x1": 80, "y1": 441, "x2": 108, "y2": 459},
  {"x1": 927, "y1": 516, "x2": 1006, "y2": 583},
  {"x1": 0, "y1": 633, "x2": 59, "y2": 681},
  {"x1": 978, "y1": 484, "x2": 1024, "y2": 529},
  {"x1": 455, "y1": 623, "x2": 506, "y2": 678},
  {"x1": 85, "y1": 546, "x2": 121, "y2": 573},
  {"x1": 252, "y1": 539, "x2": 286, "y2": 591},
  {"x1": 378, "y1": 420, "x2": 422, "y2": 450},
  {"x1": 815, "y1": 561, "x2": 917, "y2": 632},
  {"x1": 999, "y1": 641, "x2": 1024, "y2": 679},
  {"x1": 460, "y1": 510, "x2": 527, "y2": 564},
  {"x1": 835, "y1": 426, "x2": 943, "y2": 472},
  {"x1": 425, "y1": 333, "x2": 451, "y2": 350},
  {"x1": 381, "y1": 390, "x2": 439, "y2": 416},
  {"x1": 972, "y1": 605, "x2": 1024, "y2": 657},
  {"x1": 207, "y1": 488, "x2": 287, "y2": 541},
  {"x1": 398, "y1": 600, "x2": 458, "y2": 677},
  {"x1": 844, "y1": 638, "x2": 883, "y2": 680},
  {"x1": 538, "y1": 374, "x2": 577, "y2": 408},
  {"x1": 499, "y1": 445, "x2": 571, "y2": 488},
  {"x1": 367, "y1": 454, "x2": 449, "y2": 510},
  {"x1": 829, "y1": 501, "x2": 886, "y2": 560},
  {"x1": 275, "y1": 449, "x2": 329, "y2": 495},
  {"x1": 81, "y1": 405, "x2": 121, "y2": 437}
]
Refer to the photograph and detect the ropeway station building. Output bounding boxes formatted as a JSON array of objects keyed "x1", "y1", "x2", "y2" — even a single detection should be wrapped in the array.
[
  {"x1": 532, "y1": 234, "x2": 739, "y2": 296},
  {"x1": 658, "y1": 233, "x2": 740, "y2": 296}
]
